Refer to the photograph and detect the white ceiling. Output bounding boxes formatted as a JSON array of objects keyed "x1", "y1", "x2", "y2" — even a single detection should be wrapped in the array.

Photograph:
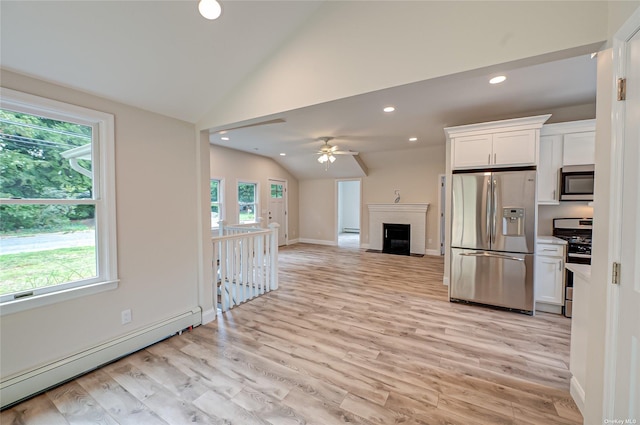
[
  {"x1": 1, "y1": 1, "x2": 597, "y2": 180},
  {"x1": 0, "y1": 0, "x2": 323, "y2": 123}
]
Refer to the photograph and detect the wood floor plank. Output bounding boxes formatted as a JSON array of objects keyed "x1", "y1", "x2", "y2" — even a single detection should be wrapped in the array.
[
  {"x1": 75, "y1": 369, "x2": 167, "y2": 425},
  {"x1": 0, "y1": 394, "x2": 69, "y2": 425},
  {"x1": 103, "y1": 362, "x2": 221, "y2": 424},
  {"x1": 2, "y1": 243, "x2": 582, "y2": 424},
  {"x1": 47, "y1": 381, "x2": 119, "y2": 424}
]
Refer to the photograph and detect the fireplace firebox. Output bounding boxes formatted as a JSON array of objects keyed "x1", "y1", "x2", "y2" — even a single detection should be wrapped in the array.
[{"x1": 382, "y1": 223, "x2": 410, "y2": 256}]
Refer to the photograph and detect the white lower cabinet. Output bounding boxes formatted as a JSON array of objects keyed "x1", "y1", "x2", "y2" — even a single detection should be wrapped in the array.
[{"x1": 535, "y1": 242, "x2": 565, "y2": 312}]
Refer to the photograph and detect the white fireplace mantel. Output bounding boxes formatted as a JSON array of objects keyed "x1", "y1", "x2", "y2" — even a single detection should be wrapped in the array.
[{"x1": 368, "y1": 203, "x2": 429, "y2": 254}]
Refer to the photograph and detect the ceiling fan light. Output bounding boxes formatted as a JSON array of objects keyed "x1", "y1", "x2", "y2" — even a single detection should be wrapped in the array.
[
  {"x1": 329, "y1": 155, "x2": 336, "y2": 163},
  {"x1": 199, "y1": 0, "x2": 222, "y2": 20},
  {"x1": 318, "y1": 154, "x2": 328, "y2": 163}
]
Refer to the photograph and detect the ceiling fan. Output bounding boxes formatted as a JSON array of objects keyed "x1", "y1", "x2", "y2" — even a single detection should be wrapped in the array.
[{"x1": 316, "y1": 137, "x2": 358, "y2": 168}]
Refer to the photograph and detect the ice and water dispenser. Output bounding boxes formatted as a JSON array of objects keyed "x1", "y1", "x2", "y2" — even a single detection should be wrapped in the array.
[{"x1": 502, "y1": 208, "x2": 525, "y2": 236}]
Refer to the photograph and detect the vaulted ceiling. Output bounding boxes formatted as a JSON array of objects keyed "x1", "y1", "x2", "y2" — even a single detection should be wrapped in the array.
[{"x1": 1, "y1": 1, "x2": 599, "y2": 180}]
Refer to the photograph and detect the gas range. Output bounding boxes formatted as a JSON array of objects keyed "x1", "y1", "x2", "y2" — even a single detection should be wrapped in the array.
[
  {"x1": 553, "y1": 218, "x2": 593, "y2": 264},
  {"x1": 553, "y1": 218, "x2": 592, "y2": 318}
]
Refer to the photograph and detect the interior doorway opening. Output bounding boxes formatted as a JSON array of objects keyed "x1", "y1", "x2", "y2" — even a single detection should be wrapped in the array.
[{"x1": 337, "y1": 179, "x2": 361, "y2": 249}]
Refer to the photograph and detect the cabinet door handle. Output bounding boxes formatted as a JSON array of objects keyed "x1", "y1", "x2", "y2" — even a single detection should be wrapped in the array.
[
  {"x1": 552, "y1": 189, "x2": 556, "y2": 200},
  {"x1": 558, "y1": 261, "x2": 562, "y2": 271},
  {"x1": 543, "y1": 248, "x2": 556, "y2": 251},
  {"x1": 488, "y1": 153, "x2": 491, "y2": 165},
  {"x1": 494, "y1": 153, "x2": 497, "y2": 164}
]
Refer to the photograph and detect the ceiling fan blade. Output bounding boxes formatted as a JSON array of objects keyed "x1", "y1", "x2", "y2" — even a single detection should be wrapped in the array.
[{"x1": 333, "y1": 151, "x2": 359, "y2": 155}]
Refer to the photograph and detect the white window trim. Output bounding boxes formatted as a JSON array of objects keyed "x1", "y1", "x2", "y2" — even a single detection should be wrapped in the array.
[
  {"x1": 210, "y1": 177, "x2": 224, "y2": 229},
  {"x1": 237, "y1": 180, "x2": 259, "y2": 224},
  {"x1": 0, "y1": 88, "x2": 118, "y2": 316}
]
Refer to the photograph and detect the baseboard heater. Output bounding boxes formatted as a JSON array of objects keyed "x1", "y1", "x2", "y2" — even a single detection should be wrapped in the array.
[
  {"x1": 342, "y1": 227, "x2": 360, "y2": 233},
  {"x1": 0, "y1": 308, "x2": 201, "y2": 409}
]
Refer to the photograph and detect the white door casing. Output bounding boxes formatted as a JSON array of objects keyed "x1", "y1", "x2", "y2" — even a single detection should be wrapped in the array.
[
  {"x1": 268, "y1": 179, "x2": 287, "y2": 246},
  {"x1": 439, "y1": 175, "x2": 446, "y2": 255},
  {"x1": 605, "y1": 8, "x2": 640, "y2": 421}
]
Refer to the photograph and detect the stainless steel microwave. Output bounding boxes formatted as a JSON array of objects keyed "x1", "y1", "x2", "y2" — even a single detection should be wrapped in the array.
[{"x1": 560, "y1": 164, "x2": 595, "y2": 201}]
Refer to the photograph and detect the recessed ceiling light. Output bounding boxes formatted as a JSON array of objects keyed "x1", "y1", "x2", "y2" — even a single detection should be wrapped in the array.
[
  {"x1": 279, "y1": 153, "x2": 286, "y2": 156},
  {"x1": 489, "y1": 75, "x2": 507, "y2": 84},
  {"x1": 221, "y1": 136, "x2": 229, "y2": 141},
  {"x1": 198, "y1": 0, "x2": 222, "y2": 20},
  {"x1": 383, "y1": 106, "x2": 396, "y2": 113},
  {"x1": 409, "y1": 137, "x2": 418, "y2": 142}
]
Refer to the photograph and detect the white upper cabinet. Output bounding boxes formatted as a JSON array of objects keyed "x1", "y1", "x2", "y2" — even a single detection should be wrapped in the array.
[
  {"x1": 492, "y1": 130, "x2": 537, "y2": 166},
  {"x1": 537, "y1": 119, "x2": 596, "y2": 204},
  {"x1": 451, "y1": 134, "x2": 493, "y2": 168},
  {"x1": 445, "y1": 115, "x2": 551, "y2": 170},
  {"x1": 537, "y1": 134, "x2": 563, "y2": 204},
  {"x1": 563, "y1": 131, "x2": 596, "y2": 165}
]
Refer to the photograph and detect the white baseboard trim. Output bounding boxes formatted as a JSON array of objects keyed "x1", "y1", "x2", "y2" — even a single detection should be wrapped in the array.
[
  {"x1": 360, "y1": 243, "x2": 370, "y2": 249},
  {"x1": 298, "y1": 238, "x2": 337, "y2": 246},
  {"x1": 425, "y1": 249, "x2": 441, "y2": 256},
  {"x1": 569, "y1": 375, "x2": 585, "y2": 416},
  {"x1": 287, "y1": 238, "x2": 300, "y2": 245},
  {"x1": 201, "y1": 307, "x2": 216, "y2": 325},
  {"x1": 443, "y1": 276, "x2": 449, "y2": 286},
  {"x1": 0, "y1": 308, "x2": 201, "y2": 409},
  {"x1": 535, "y1": 302, "x2": 563, "y2": 314}
]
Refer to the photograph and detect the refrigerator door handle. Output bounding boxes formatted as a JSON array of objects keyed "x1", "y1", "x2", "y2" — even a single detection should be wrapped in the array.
[
  {"x1": 492, "y1": 179, "x2": 498, "y2": 244},
  {"x1": 459, "y1": 251, "x2": 525, "y2": 262},
  {"x1": 486, "y1": 179, "x2": 492, "y2": 244}
]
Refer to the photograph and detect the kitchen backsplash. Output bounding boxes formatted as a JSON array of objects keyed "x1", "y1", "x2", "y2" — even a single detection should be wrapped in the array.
[{"x1": 538, "y1": 203, "x2": 593, "y2": 235}]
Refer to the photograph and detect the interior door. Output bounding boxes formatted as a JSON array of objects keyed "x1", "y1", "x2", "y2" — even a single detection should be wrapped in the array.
[
  {"x1": 611, "y1": 17, "x2": 640, "y2": 419},
  {"x1": 268, "y1": 179, "x2": 286, "y2": 246}
]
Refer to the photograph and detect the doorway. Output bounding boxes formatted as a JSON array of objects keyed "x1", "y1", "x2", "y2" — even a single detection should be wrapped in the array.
[
  {"x1": 337, "y1": 179, "x2": 361, "y2": 248},
  {"x1": 267, "y1": 179, "x2": 287, "y2": 246}
]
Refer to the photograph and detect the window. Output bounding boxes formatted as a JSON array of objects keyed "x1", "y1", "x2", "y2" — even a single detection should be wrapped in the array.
[
  {"x1": 0, "y1": 88, "x2": 117, "y2": 313},
  {"x1": 210, "y1": 178, "x2": 223, "y2": 227},
  {"x1": 238, "y1": 182, "x2": 257, "y2": 223},
  {"x1": 271, "y1": 183, "x2": 284, "y2": 199}
]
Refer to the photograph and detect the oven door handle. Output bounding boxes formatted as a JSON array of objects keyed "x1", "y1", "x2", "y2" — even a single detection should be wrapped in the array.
[{"x1": 568, "y1": 253, "x2": 592, "y2": 258}]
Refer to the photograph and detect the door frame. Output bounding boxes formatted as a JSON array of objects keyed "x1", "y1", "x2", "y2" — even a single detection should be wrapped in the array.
[
  {"x1": 335, "y1": 178, "x2": 362, "y2": 246},
  {"x1": 439, "y1": 174, "x2": 446, "y2": 255},
  {"x1": 267, "y1": 178, "x2": 288, "y2": 246},
  {"x1": 602, "y1": 7, "x2": 640, "y2": 418}
]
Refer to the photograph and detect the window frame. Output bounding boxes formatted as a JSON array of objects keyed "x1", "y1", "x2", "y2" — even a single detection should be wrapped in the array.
[
  {"x1": 210, "y1": 177, "x2": 224, "y2": 229},
  {"x1": 237, "y1": 180, "x2": 259, "y2": 224},
  {"x1": 0, "y1": 88, "x2": 118, "y2": 315}
]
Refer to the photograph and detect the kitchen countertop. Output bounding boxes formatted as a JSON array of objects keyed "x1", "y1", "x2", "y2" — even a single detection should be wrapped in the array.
[
  {"x1": 566, "y1": 263, "x2": 591, "y2": 282},
  {"x1": 537, "y1": 235, "x2": 568, "y2": 245}
]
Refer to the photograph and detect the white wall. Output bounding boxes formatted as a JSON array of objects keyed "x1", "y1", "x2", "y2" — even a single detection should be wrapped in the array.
[
  {"x1": 338, "y1": 180, "x2": 360, "y2": 232},
  {"x1": 198, "y1": 1, "x2": 607, "y2": 132},
  {"x1": 537, "y1": 203, "x2": 594, "y2": 235},
  {"x1": 299, "y1": 179, "x2": 336, "y2": 244},
  {"x1": 0, "y1": 70, "x2": 201, "y2": 378},
  {"x1": 209, "y1": 145, "x2": 299, "y2": 240}
]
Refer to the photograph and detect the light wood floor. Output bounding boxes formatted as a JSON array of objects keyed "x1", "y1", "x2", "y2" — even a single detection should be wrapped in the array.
[{"x1": 1, "y1": 243, "x2": 582, "y2": 424}]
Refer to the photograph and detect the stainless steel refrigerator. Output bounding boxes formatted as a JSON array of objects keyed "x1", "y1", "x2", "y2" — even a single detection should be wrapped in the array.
[{"x1": 450, "y1": 168, "x2": 536, "y2": 314}]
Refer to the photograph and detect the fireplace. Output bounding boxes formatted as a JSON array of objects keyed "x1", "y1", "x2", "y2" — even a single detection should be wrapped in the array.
[
  {"x1": 382, "y1": 223, "x2": 410, "y2": 256},
  {"x1": 367, "y1": 203, "x2": 429, "y2": 255}
]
